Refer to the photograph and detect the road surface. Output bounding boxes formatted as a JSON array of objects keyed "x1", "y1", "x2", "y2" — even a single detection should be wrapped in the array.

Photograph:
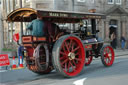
[{"x1": 0, "y1": 55, "x2": 128, "y2": 85}]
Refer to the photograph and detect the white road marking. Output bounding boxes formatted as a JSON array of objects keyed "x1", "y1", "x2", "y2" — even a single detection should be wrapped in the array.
[{"x1": 73, "y1": 78, "x2": 87, "y2": 85}]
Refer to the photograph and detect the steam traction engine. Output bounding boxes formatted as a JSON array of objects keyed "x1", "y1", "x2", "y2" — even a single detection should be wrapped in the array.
[{"x1": 7, "y1": 8, "x2": 115, "y2": 77}]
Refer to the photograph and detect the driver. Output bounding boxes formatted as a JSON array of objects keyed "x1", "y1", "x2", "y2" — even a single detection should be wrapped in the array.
[{"x1": 27, "y1": 17, "x2": 44, "y2": 37}]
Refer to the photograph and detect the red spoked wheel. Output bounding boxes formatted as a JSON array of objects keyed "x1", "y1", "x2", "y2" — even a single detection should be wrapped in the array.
[
  {"x1": 100, "y1": 45, "x2": 115, "y2": 67},
  {"x1": 85, "y1": 51, "x2": 93, "y2": 66},
  {"x1": 52, "y1": 35, "x2": 85, "y2": 77}
]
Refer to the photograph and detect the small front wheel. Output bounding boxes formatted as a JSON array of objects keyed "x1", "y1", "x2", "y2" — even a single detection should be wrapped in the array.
[{"x1": 100, "y1": 45, "x2": 115, "y2": 67}]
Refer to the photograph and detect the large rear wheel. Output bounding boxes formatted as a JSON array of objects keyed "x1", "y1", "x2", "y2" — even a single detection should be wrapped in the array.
[
  {"x1": 52, "y1": 35, "x2": 85, "y2": 77},
  {"x1": 100, "y1": 45, "x2": 115, "y2": 67},
  {"x1": 26, "y1": 44, "x2": 52, "y2": 74}
]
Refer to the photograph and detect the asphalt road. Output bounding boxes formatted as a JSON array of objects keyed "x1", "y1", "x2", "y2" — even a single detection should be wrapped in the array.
[{"x1": 0, "y1": 55, "x2": 128, "y2": 85}]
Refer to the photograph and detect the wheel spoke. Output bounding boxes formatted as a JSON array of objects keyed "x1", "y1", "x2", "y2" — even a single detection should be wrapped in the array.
[
  {"x1": 72, "y1": 46, "x2": 80, "y2": 53},
  {"x1": 60, "y1": 51, "x2": 67, "y2": 56},
  {"x1": 64, "y1": 62, "x2": 67, "y2": 71},
  {"x1": 108, "y1": 49, "x2": 112, "y2": 54},
  {"x1": 104, "y1": 58, "x2": 107, "y2": 64},
  {"x1": 71, "y1": 42, "x2": 75, "y2": 52},
  {"x1": 107, "y1": 57, "x2": 111, "y2": 62},
  {"x1": 61, "y1": 59, "x2": 68, "y2": 66},
  {"x1": 104, "y1": 56, "x2": 107, "y2": 61},
  {"x1": 70, "y1": 61, "x2": 75, "y2": 72},
  {"x1": 69, "y1": 39, "x2": 73, "y2": 50},
  {"x1": 60, "y1": 56, "x2": 66, "y2": 60},
  {"x1": 75, "y1": 52, "x2": 79, "y2": 56},
  {"x1": 64, "y1": 42, "x2": 70, "y2": 52},
  {"x1": 72, "y1": 60, "x2": 77, "y2": 67},
  {"x1": 75, "y1": 58, "x2": 82, "y2": 62},
  {"x1": 67, "y1": 61, "x2": 71, "y2": 72},
  {"x1": 62, "y1": 45, "x2": 66, "y2": 52}
]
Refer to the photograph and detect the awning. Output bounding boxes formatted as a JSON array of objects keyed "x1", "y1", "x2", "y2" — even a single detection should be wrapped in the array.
[{"x1": 7, "y1": 8, "x2": 37, "y2": 22}]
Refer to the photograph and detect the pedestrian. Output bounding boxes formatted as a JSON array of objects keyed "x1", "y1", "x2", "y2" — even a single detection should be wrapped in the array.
[
  {"x1": 120, "y1": 36, "x2": 126, "y2": 50},
  {"x1": 110, "y1": 32, "x2": 117, "y2": 49},
  {"x1": 27, "y1": 17, "x2": 44, "y2": 37},
  {"x1": 17, "y1": 44, "x2": 24, "y2": 66}
]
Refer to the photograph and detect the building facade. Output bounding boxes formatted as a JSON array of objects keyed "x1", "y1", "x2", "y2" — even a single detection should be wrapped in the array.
[
  {"x1": 1, "y1": 0, "x2": 128, "y2": 51},
  {"x1": 55, "y1": 0, "x2": 128, "y2": 47}
]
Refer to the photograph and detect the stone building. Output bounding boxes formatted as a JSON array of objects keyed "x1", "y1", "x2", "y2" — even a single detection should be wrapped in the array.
[
  {"x1": 55, "y1": 0, "x2": 128, "y2": 47},
  {"x1": 1, "y1": 0, "x2": 128, "y2": 51}
]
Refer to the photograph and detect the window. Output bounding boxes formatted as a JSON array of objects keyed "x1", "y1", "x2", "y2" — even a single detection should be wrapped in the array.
[
  {"x1": 25, "y1": 0, "x2": 30, "y2": 3},
  {"x1": 115, "y1": 0, "x2": 121, "y2": 5},
  {"x1": 108, "y1": 0, "x2": 114, "y2": 4},
  {"x1": 77, "y1": 0, "x2": 86, "y2": 2}
]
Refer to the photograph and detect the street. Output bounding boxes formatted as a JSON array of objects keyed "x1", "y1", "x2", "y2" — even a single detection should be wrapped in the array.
[
  {"x1": 1, "y1": 0, "x2": 128, "y2": 85},
  {"x1": 0, "y1": 54, "x2": 128, "y2": 85}
]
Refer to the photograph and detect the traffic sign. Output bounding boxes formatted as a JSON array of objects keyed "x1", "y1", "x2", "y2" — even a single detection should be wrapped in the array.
[{"x1": 0, "y1": 54, "x2": 10, "y2": 66}]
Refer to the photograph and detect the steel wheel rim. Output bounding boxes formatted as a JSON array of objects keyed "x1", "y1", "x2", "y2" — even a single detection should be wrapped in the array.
[
  {"x1": 103, "y1": 46, "x2": 114, "y2": 66},
  {"x1": 59, "y1": 36, "x2": 85, "y2": 76}
]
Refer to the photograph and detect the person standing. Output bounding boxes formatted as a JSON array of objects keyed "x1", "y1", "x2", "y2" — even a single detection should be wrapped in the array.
[
  {"x1": 109, "y1": 26, "x2": 117, "y2": 49},
  {"x1": 121, "y1": 36, "x2": 126, "y2": 50},
  {"x1": 110, "y1": 32, "x2": 116, "y2": 49},
  {"x1": 17, "y1": 44, "x2": 24, "y2": 66}
]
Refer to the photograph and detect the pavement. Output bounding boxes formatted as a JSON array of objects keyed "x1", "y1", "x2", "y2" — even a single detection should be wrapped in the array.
[
  {"x1": 0, "y1": 49, "x2": 128, "y2": 71},
  {"x1": 114, "y1": 49, "x2": 128, "y2": 57}
]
